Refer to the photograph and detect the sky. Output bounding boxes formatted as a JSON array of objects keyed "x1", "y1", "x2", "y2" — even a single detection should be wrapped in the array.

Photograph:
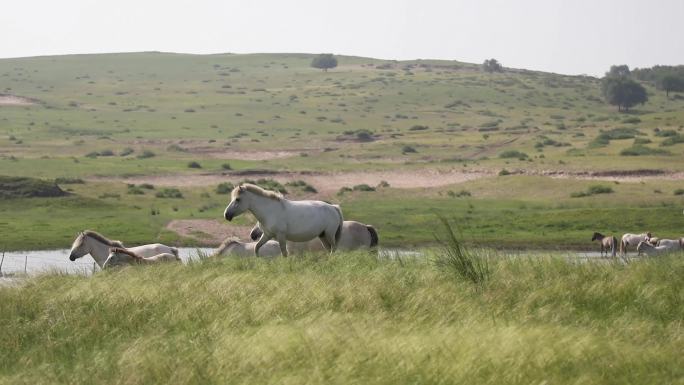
[{"x1": 1, "y1": 0, "x2": 682, "y2": 76}]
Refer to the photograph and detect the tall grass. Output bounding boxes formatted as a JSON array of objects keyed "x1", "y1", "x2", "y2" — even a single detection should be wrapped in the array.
[
  {"x1": 1, "y1": 251, "x2": 682, "y2": 384},
  {"x1": 433, "y1": 216, "x2": 490, "y2": 286}
]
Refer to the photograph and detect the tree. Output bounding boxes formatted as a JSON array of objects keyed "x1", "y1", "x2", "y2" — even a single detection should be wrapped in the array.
[
  {"x1": 601, "y1": 76, "x2": 648, "y2": 112},
  {"x1": 482, "y1": 58, "x2": 503, "y2": 73},
  {"x1": 656, "y1": 73, "x2": 684, "y2": 97},
  {"x1": 311, "y1": 54, "x2": 338, "y2": 72},
  {"x1": 606, "y1": 64, "x2": 630, "y2": 78}
]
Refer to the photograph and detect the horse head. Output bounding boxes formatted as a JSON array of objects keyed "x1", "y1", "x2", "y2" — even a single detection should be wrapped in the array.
[
  {"x1": 591, "y1": 232, "x2": 601, "y2": 241},
  {"x1": 224, "y1": 185, "x2": 249, "y2": 221},
  {"x1": 250, "y1": 223, "x2": 263, "y2": 241},
  {"x1": 69, "y1": 231, "x2": 88, "y2": 261}
]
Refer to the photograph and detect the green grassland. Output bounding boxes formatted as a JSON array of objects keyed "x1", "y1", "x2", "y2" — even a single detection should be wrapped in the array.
[
  {"x1": 1, "y1": 252, "x2": 682, "y2": 384},
  {"x1": 1, "y1": 52, "x2": 684, "y2": 251}
]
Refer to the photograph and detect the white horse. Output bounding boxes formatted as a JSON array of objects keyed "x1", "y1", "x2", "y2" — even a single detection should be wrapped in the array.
[
  {"x1": 650, "y1": 238, "x2": 682, "y2": 249},
  {"x1": 103, "y1": 247, "x2": 181, "y2": 268},
  {"x1": 636, "y1": 241, "x2": 681, "y2": 257},
  {"x1": 249, "y1": 220, "x2": 379, "y2": 252},
  {"x1": 214, "y1": 237, "x2": 281, "y2": 257},
  {"x1": 619, "y1": 232, "x2": 652, "y2": 256},
  {"x1": 223, "y1": 184, "x2": 343, "y2": 257},
  {"x1": 68, "y1": 230, "x2": 178, "y2": 268}
]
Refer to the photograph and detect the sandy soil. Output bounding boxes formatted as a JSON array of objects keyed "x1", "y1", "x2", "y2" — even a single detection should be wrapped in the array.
[
  {"x1": 0, "y1": 95, "x2": 36, "y2": 106},
  {"x1": 118, "y1": 169, "x2": 494, "y2": 194},
  {"x1": 166, "y1": 219, "x2": 251, "y2": 245}
]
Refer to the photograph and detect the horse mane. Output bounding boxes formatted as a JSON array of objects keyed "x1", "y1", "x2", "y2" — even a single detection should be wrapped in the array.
[
  {"x1": 232, "y1": 183, "x2": 283, "y2": 201},
  {"x1": 83, "y1": 230, "x2": 125, "y2": 248},
  {"x1": 110, "y1": 247, "x2": 143, "y2": 260}
]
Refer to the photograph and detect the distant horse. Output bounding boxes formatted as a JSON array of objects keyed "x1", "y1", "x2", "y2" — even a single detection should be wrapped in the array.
[
  {"x1": 214, "y1": 237, "x2": 281, "y2": 257},
  {"x1": 224, "y1": 184, "x2": 343, "y2": 257},
  {"x1": 619, "y1": 232, "x2": 652, "y2": 256},
  {"x1": 103, "y1": 247, "x2": 181, "y2": 268},
  {"x1": 636, "y1": 241, "x2": 681, "y2": 257},
  {"x1": 591, "y1": 232, "x2": 617, "y2": 258},
  {"x1": 68, "y1": 230, "x2": 178, "y2": 268},
  {"x1": 650, "y1": 238, "x2": 683, "y2": 250},
  {"x1": 250, "y1": 220, "x2": 379, "y2": 252}
]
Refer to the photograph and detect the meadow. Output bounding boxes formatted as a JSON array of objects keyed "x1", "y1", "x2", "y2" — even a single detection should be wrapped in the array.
[{"x1": 1, "y1": 249, "x2": 682, "y2": 385}]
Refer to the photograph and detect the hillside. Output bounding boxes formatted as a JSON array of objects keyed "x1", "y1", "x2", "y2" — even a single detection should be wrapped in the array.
[{"x1": 0, "y1": 52, "x2": 683, "y2": 250}]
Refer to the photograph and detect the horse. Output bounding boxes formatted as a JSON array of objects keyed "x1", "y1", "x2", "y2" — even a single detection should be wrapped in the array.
[
  {"x1": 636, "y1": 241, "x2": 680, "y2": 257},
  {"x1": 651, "y1": 238, "x2": 683, "y2": 250},
  {"x1": 223, "y1": 184, "x2": 343, "y2": 257},
  {"x1": 68, "y1": 230, "x2": 178, "y2": 268},
  {"x1": 214, "y1": 237, "x2": 281, "y2": 257},
  {"x1": 249, "y1": 220, "x2": 379, "y2": 252},
  {"x1": 647, "y1": 237, "x2": 660, "y2": 246},
  {"x1": 103, "y1": 247, "x2": 181, "y2": 268},
  {"x1": 591, "y1": 232, "x2": 617, "y2": 258},
  {"x1": 619, "y1": 232, "x2": 652, "y2": 256}
]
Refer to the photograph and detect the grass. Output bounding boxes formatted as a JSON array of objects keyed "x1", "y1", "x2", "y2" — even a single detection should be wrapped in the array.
[{"x1": 0, "y1": 251, "x2": 682, "y2": 384}]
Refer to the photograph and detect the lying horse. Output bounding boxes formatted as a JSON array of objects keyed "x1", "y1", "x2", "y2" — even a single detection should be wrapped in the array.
[
  {"x1": 636, "y1": 241, "x2": 680, "y2": 257},
  {"x1": 103, "y1": 247, "x2": 181, "y2": 268},
  {"x1": 650, "y1": 238, "x2": 682, "y2": 249},
  {"x1": 214, "y1": 237, "x2": 281, "y2": 257},
  {"x1": 591, "y1": 232, "x2": 617, "y2": 258},
  {"x1": 68, "y1": 230, "x2": 178, "y2": 268},
  {"x1": 224, "y1": 184, "x2": 343, "y2": 257},
  {"x1": 249, "y1": 220, "x2": 379, "y2": 253},
  {"x1": 620, "y1": 232, "x2": 652, "y2": 256}
]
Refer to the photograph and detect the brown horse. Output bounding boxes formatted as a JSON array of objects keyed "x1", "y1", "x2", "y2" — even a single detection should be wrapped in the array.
[{"x1": 591, "y1": 232, "x2": 617, "y2": 258}]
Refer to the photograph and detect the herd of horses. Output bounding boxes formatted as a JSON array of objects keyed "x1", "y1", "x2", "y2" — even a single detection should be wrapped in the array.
[
  {"x1": 68, "y1": 183, "x2": 379, "y2": 268},
  {"x1": 68, "y1": 182, "x2": 682, "y2": 269},
  {"x1": 591, "y1": 231, "x2": 684, "y2": 258}
]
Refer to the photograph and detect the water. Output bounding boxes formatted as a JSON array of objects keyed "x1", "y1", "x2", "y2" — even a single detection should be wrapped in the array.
[{"x1": 0, "y1": 248, "x2": 215, "y2": 278}]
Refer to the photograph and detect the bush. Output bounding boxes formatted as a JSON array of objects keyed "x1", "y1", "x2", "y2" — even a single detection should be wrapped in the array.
[
  {"x1": 353, "y1": 184, "x2": 376, "y2": 192},
  {"x1": 0, "y1": 176, "x2": 67, "y2": 198},
  {"x1": 55, "y1": 177, "x2": 84, "y2": 184},
  {"x1": 119, "y1": 147, "x2": 134, "y2": 156},
  {"x1": 434, "y1": 216, "x2": 490, "y2": 286},
  {"x1": 187, "y1": 161, "x2": 202, "y2": 169},
  {"x1": 216, "y1": 182, "x2": 235, "y2": 195},
  {"x1": 409, "y1": 125, "x2": 429, "y2": 131},
  {"x1": 402, "y1": 145, "x2": 417, "y2": 154},
  {"x1": 221, "y1": 163, "x2": 232, "y2": 170},
  {"x1": 620, "y1": 146, "x2": 671, "y2": 156},
  {"x1": 571, "y1": 185, "x2": 614, "y2": 198},
  {"x1": 155, "y1": 188, "x2": 183, "y2": 199},
  {"x1": 674, "y1": 189, "x2": 684, "y2": 196},
  {"x1": 660, "y1": 135, "x2": 684, "y2": 146},
  {"x1": 337, "y1": 186, "x2": 353, "y2": 195},
  {"x1": 139, "y1": 183, "x2": 155, "y2": 190},
  {"x1": 499, "y1": 150, "x2": 528, "y2": 159},
  {"x1": 285, "y1": 180, "x2": 317, "y2": 193},
  {"x1": 137, "y1": 150, "x2": 156, "y2": 159},
  {"x1": 498, "y1": 169, "x2": 511, "y2": 176},
  {"x1": 127, "y1": 185, "x2": 145, "y2": 195},
  {"x1": 241, "y1": 178, "x2": 287, "y2": 194}
]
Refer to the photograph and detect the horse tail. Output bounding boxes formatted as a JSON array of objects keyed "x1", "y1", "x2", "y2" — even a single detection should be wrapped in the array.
[
  {"x1": 333, "y1": 205, "x2": 344, "y2": 248},
  {"x1": 366, "y1": 225, "x2": 379, "y2": 248},
  {"x1": 619, "y1": 237, "x2": 626, "y2": 256},
  {"x1": 611, "y1": 236, "x2": 617, "y2": 257}
]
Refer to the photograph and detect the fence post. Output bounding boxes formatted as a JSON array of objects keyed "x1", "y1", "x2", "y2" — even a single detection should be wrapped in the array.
[
  {"x1": 0, "y1": 251, "x2": 4, "y2": 276},
  {"x1": 24, "y1": 255, "x2": 28, "y2": 275}
]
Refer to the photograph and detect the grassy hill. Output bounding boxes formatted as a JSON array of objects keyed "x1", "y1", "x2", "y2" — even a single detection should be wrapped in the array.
[{"x1": 1, "y1": 52, "x2": 683, "y2": 250}]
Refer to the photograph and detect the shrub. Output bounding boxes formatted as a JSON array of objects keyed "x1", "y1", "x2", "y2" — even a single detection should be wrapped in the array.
[
  {"x1": 241, "y1": 178, "x2": 287, "y2": 194},
  {"x1": 155, "y1": 188, "x2": 183, "y2": 199},
  {"x1": 498, "y1": 169, "x2": 511, "y2": 176},
  {"x1": 137, "y1": 150, "x2": 156, "y2": 159},
  {"x1": 187, "y1": 161, "x2": 202, "y2": 169},
  {"x1": 571, "y1": 185, "x2": 614, "y2": 198},
  {"x1": 99, "y1": 149, "x2": 114, "y2": 156},
  {"x1": 353, "y1": 184, "x2": 376, "y2": 192},
  {"x1": 221, "y1": 163, "x2": 232, "y2": 170},
  {"x1": 216, "y1": 182, "x2": 235, "y2": 195},
  {"x1": 337, "y1": 186, "x2": 352, "y2": 195},
  {"x1": 127, "y1": 185, "x2": 145, "y2": 195},
  {"x1": 0, "y1": 176, "x2": 67, "y2": 198},
  {"x1": 409, "y1": 125, "x2": 429, "y2": 131},
  {"x1": 119, "y1": 147, "x2": 134, "y2": 156},
  {"x1": 434, "y1": 216, "x2": 490, "y2": 286},
  {"x1": 285, "y1": 180, "x2": 317, "y2": 193},
  {"x1": 499, "y1": 150, "x2": 528, "y2": 159},
  {"x1": 620, "y1": 145, "x2": 671, "y2": 156},
  {"x1": 55, "y1": 177, "x2": 84, "y2": 184},
  {"x1": 660, "y1": 135, "x2": 684, "y2": 146},
  {"x1": 402, "y1": 145, "x2": 417, "y2": 154},
  {"x1": 674, "y1": 189, "x2": 684, "y2": 196},
  {"x1": 139, "y1": 183, "x2": 155, "y2": 190}
]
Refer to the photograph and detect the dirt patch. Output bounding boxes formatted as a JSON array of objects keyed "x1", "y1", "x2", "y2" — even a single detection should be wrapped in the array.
[
  {"x1": 116, "y1": 169, "x2": 493, "y2": 195},
  {"x1": 0, "y1": 94, "x2": 37, "y2": 106},
  {"x1": 183, "y1": 147, "x2": 302, "y2": 161},
  {"x1": 166, "y1": 219, "x2": 251, "y2": 246}
]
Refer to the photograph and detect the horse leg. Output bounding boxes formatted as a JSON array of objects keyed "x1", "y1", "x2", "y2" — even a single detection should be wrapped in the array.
[
  {"x1": 319, "y1": 236, "x2": 332, "y2": 253},
  {"x1": 276, "y1": 234, "x2": 288, "y2": 257},
  {"x1": 254, "y1": 233, "x2": 273, "y2": 257}
]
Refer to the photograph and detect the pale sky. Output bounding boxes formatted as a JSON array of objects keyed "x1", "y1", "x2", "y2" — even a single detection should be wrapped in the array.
[{"x1": 1, "y1": 0, "x2": 682, "y2": 76}]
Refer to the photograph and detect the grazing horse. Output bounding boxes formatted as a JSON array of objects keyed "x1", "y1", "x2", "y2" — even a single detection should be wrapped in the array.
[
  {"x1": 68, "y1": 230, "x2": 178, "y2": 268},
  {"x1": 103, "y1": 247, "x2": 181, "y2": 268},
  {"x1": 619, "y1": 232, "x2": 652, "y2": 256},
  {"x1": 250, "y1": 220, "x2": 379, "y2": 252},
  {"x1": 214, "y1": 237, "x2": 281, "y2": 257},
  {"x1": 591, "y1": 232, "x2": 617, "y2": 258},
  {"x1": 636, "y1": 241, "x2": 680, "y2": 257},
  {"x1": 223, "y1": 184, "x2": 343, "y2": 257}
]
